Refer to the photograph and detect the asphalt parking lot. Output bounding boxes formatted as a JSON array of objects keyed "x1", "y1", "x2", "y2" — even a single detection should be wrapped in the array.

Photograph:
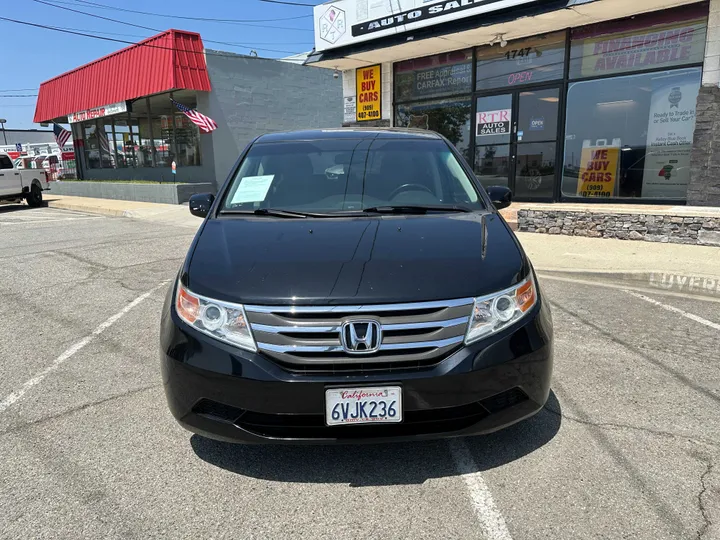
[{"x1": 1, "y1": 205, "x2": 718, "y2": 540}]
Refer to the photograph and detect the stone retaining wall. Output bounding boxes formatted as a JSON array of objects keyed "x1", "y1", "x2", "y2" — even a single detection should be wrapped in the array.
[{"x1": 517, "y1": 210, "x2": 720, "y2": 246}]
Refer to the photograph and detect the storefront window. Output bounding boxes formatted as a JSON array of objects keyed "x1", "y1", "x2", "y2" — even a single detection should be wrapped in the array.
[
  {"x1": 82, "y1": 121, "x2": 100, "y2": 169},
  {"x1": 394, "y1": 50, "x2": 472, "y2": 103},
  {"x1": 562, "y1": 67, "x2": 701, "y2": 199},
  {"x1": 73, "y1": 95, "x2": 203, "y2": 172},
  {"x1": 476, "y1": 32, "x2": 566, "y2": 91},
  {"x1": 113, "y1": 117, "x2": 130, "y2": 168},
  {"x1": 569, "y1": 8, "x2": 707, "y2": 80},
  {"x1": 173, "y1": 113, "x2": 202, "y2": 167},
  {"x1": 99, "y1": 121, "x2": 114, "y2": 168},
  {"x1": 396, "y1": 97, "x2": 472, "y2": 160}
]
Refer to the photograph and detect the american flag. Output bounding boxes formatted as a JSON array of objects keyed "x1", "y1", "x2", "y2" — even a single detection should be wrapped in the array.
[
  {"x1": 53, "y1": 123, "x2": 71, "y2": 147},
  {"x1": 98, "y1": 129, "x2": 111, "y2": 154},
  {"x1": 171, "y1": 99, "x2": 217, "y2": 133}
]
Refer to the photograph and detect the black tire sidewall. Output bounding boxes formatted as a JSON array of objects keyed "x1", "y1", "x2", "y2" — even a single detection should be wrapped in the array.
[{"x1": 27, "y1": 185, "x2": 43, "y2": 207}]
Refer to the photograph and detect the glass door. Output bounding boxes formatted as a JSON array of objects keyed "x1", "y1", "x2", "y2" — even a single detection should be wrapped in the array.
[
  {"x1": 473, "y1": 93, "x2": 513, "y2": 189},
  {"x1": 473, "y1": 86, "x2": 561, "y2": 200},
  {"x1": 514, "y1": 88, "x2": 560, "y2": 199}
]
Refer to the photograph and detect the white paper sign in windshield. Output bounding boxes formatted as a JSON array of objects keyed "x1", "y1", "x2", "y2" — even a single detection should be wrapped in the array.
[{"x1": 230, "y1": 175, "x2": 274, "y2": 204}]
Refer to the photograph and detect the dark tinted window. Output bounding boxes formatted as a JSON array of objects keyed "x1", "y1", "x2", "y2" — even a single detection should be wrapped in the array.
[
  {"x1": 222, "y1": 138, "x2": 484, "y2": 212},
  {"x1": 0, "y1": 156, "x2": 13, "y2": 169}
]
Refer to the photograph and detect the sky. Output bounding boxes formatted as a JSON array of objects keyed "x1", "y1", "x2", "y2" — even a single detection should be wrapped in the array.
[{"x1": 0, "y1": 0, "x2": 327, "y2": 129}]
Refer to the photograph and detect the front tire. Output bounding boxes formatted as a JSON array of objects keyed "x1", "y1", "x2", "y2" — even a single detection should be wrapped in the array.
[{"x1": 26, "y1": 184, "x2": 43, "y2": 207}]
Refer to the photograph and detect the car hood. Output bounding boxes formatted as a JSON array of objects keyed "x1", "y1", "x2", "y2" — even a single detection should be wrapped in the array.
[{"x1": 186, "y1": 213, "x2": 528, "y2": 305}]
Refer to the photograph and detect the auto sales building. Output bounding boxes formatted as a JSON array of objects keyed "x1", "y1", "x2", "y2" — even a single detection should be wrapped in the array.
[{"x1": 307, "y1": 0, "x2": 720, "y2": 206}]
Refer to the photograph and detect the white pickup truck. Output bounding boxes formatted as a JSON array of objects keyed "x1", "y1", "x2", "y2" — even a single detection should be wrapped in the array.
[{"x1": 0, "y1": 152, "x2": 50, "y2": 207}]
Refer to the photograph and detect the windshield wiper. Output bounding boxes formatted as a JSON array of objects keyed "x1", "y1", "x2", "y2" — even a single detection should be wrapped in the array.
[
  {"x1": 221, "y1": 208, "x2": 340, "y2": 218},
  {"x1": 362, "y1": 204, "x2": 473, "y2": 214}
]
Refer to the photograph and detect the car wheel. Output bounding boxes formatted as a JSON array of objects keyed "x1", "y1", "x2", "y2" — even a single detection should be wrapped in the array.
[{"x1": 26, "y1": 184, "x2": 43, "y2": 207}]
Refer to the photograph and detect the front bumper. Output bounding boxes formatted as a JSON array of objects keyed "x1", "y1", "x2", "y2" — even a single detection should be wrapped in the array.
[{"x1": 160, "y1": 286, "x2": 554, "y2": 444}]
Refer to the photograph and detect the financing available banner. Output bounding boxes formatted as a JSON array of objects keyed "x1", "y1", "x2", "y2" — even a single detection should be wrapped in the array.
[
  {"x1": 576, "y1": 146, "x2": 619, "y2": 198},
  {"x1": 641, "y1": 71, "x2": 700, "y2": 198},
  {"x1": 577, "y1": 18, "x2": 706, "y2": 78}
]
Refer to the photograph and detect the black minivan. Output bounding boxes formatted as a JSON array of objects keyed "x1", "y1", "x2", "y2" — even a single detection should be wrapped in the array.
[{"x1": 161, "y1": 128, "x2": 553, "y2": 444}]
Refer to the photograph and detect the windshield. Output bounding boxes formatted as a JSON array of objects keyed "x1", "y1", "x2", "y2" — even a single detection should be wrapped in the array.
[{"x1": 221, "y1": 138, "x2": 484, "y2": 213}]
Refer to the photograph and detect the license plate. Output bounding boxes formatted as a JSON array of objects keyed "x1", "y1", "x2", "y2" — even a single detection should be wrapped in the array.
[{"x1": 325, "y1": 386, "x2": 402, "y2": 426}]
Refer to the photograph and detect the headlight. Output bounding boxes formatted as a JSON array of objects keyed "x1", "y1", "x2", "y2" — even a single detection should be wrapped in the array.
[
  {"x1": 464, "y1": 275, "x2": 537, "y2": 345},
  {"x1": 175, "y1": 282, "x2": 257, "y2": 352}
]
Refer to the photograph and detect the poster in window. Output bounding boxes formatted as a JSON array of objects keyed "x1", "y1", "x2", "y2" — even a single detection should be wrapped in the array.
[
  {"x1": 641, "y1": 72, "x2": 700, "y2": 198},
  {"x1": 576, "y1": 145, "x2": 619, "y2": 198},
  {"x1": 476, "y1": 109, "x2": 512, "y2": 137}
]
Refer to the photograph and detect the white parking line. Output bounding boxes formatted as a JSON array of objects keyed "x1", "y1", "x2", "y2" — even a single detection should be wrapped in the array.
[
  {"x1": 624, "y1": 289, "x2": 720, "y2": 331},
  {"x1": 0, "y1": 217, "x2": 102, "y2": 226},
  {"x1": 0, "y1": 281, "x2": 168, "y2": 415},
  {"x1": 449, "y1": 439, "x2": 513, "y2": 540}
]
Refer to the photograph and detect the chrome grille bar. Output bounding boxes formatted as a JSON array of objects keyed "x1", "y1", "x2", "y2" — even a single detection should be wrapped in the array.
[
  {"x1": 256, "y1": 336, "x2": 464, "y2": 354},
  {"x1": 245, "y1": 297, "x2": 473, "y2": 314},
  {"x1": 251, "y1": 316, "x2": 469, "y2": 335}
]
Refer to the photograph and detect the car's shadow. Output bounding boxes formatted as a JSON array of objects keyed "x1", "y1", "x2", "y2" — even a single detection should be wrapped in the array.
[
  {"x1": 190, "y1": 391, "x2": 562, "y2": 486},
  {"x1": 0, "y1": 203, "x2": 31, "y2": 213},
  {"x1": 0, "y1": 201, "x2": 49, "y2": 213}
]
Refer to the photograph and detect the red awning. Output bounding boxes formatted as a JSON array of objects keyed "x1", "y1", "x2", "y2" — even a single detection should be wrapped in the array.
[{"x1": 34, "y1": 30, "x2": 211, "y2": 123}]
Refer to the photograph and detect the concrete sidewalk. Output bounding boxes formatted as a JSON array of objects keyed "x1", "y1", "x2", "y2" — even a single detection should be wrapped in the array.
[
  {"x1": 44, "y1": 194, "x2": 720, "y2": 298},
  {"x1": 46, "y1": 194, "x2": 199, "y2": 229}
]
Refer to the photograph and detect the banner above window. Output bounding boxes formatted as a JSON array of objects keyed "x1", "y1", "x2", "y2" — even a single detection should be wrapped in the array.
[{"x1": 570, "y1": 8, "x2": 708, "y2": 79}]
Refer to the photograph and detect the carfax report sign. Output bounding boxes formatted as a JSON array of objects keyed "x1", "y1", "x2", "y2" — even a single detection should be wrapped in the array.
[{"x1": 314, "y1": 0, "x2": 541, "y2": 52}]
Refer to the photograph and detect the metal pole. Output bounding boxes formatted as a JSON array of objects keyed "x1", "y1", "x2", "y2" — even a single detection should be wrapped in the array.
[{"x1": 0, "y1": 120, "x2": 7, "y2": 145}]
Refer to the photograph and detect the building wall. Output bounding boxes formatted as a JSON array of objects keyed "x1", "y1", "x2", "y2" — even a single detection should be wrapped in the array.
[
  {"x1": 203, "y1": 51, "x2": 343, "y2": 188},
  {"x1": 690, "y1": 0, "x2": 720, "y2": 206}
]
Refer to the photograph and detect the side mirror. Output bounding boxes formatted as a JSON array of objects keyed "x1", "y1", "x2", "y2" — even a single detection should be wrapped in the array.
[
  {"x1": 189, "y1": 193, "x2": 215, "y2": 218},
  {"x1": 486, "y1": 185, "x2": 512, "y2": 210}
]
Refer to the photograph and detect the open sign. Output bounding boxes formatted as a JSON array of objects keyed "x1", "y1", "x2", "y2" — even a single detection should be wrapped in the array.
[{"x1": 508, "y1": 71, "x2": 533, "y2": 85}]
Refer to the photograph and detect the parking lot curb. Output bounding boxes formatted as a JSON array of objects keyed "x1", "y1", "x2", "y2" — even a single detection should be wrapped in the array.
[{"x1": 46, "y1": 199, "x2": 128, "y2": 217}]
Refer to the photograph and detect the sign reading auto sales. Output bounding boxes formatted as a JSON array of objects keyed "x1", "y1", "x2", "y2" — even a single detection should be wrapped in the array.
[
  {"x1": 476, "y1": 109, "x2": 511, "y2": 137},
  {"x1": 313, "y1": 0, "x2": 540, "y2": 52},
  {"x1": 356, "y1": 64, "x2": 382, "y2": 122},
  {"x1": 67, "y1": 101, "x2": 128, "y2": 123}
]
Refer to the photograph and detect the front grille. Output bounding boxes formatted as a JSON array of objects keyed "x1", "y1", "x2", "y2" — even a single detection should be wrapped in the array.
[
  {"x1": 191, "y1": 387, "x2": 529, "y2": 440},
  {"x1": 236, "y1": 402, "x2": 489, "y2": 439},
  {"x1": 245, "y1": 298, "x2": 474, "y2": 374}
]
